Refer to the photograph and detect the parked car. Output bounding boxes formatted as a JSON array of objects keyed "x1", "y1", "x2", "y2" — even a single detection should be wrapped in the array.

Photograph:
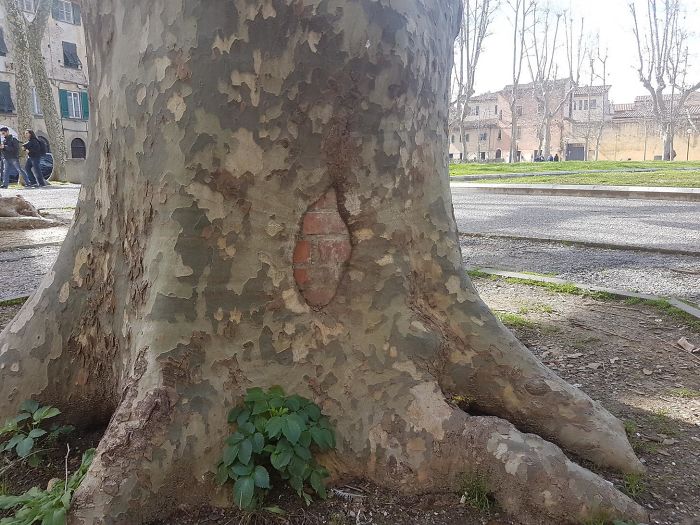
[{"x1": 4, "y1": 153, "x2": 54, "y2": 183}]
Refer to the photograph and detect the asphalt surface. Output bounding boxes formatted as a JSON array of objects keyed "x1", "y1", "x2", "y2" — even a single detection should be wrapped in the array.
[
  {"x1": 450, "y1": 189, "x2": 700, "y2": 253},
  {"x1": 1, "y1": 186, "x2": 699, "y2": 303}
]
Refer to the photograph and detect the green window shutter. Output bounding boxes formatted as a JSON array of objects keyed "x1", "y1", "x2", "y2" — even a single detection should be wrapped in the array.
[
  {"x1": 72, "y1": 3, "x2": 81, "y2": 25},
  {"x1": 80, "y1": 91, "x2": 89, "y2": 120},
  {"x1": 59, "y1": 89, "x2": 69, "y2": 118}
]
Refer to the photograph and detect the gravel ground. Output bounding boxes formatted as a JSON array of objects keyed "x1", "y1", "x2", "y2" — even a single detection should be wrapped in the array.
[{"x1": 460, "y1": 235, "x2": 700, "y2": 304}]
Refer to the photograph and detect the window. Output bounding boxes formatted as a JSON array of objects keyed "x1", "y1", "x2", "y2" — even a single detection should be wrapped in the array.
[
  {"x1": 451, "y1": 134, "x2": 455, "y2": 144},
  {"x1": 32, "y1": 87, "x2": 42, "y2": 115},
  {"x1": 0, "y1": 28, "x2": 7, "y2": 57},
  {"x1": 494, "y1": 105, "x2": 498, "y2": 114},
  {"x1": 479, "y1": 132, "x2": 487, "y2": 141},
  {"x1": 583, "y1": 100, "x2": 588, "y2": 110},
  {"x1": 497, "y1": 129, "x2": 502, "y2": 140},
  {"x1": 516, "y1": 106, "x2": 523, "y2": 116},
  {"x1": 590, "y1": 99, "x2": 598, "y2": 110},
  {"x1": 21, "y1": 0, "x2": 35, "y2": 12},
  {"x1": 0, "y1": 81, "x2": 14, "y2": 113},
  {"x1": 464, "y1": 133, "x2": 470, "y2": 142},
  {"x1": 516, "y1": 126, "x2": 522, "y2": 139},
  {"x1": 53, "y1": 0, "x2": 81, "y2": 25},
  {"x1": 67, "y1": 91, "x2": 81, "y2": 118},
  {"x1": 71, "y1": 138, "x2": 86, "y2": 159},
  {"x1": 474, "y1": 106, "x2": 480, "y2": 116},
  {"x1": 62, "y1": 41, "x2": 82, "y2": 69},
  {"x1": 59, "y1": 89, "x2": 89, "y2": 120}
]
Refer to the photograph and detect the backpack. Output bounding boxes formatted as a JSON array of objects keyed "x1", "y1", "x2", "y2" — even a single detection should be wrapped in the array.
[{"x1": 38, "y1": 139, "x2": 46, "y2": 156}]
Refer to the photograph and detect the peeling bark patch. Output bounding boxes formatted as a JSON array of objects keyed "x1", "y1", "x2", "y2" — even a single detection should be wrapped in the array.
[{"x1": 293, "y1": 189, "x2": 351, "y2": 308}]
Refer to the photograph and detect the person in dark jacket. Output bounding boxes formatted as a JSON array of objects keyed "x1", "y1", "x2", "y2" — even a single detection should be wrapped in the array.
[
  {"x1": 23, "y1": 130, "x2": 48, "y2": 187},
  {"x1": 0, "y1": 127, "x2": 32, "y2": 188}
]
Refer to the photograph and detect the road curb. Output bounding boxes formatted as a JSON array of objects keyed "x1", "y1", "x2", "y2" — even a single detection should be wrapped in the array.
[
  {"x1": 459, "y1": 232, "x2": 700, "y2": 257},
  {"x1": 469, "y1": 267, "x2": 700, "y2": 320},
  {"x1": 450, "y1": 166, "x2": 699, "y2": 181},
  {"x1": 450, "y1": 182, "x2": 700, "y2": 202}
]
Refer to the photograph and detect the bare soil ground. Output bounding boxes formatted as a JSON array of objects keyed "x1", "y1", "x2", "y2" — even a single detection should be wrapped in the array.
[{"x1": 1, "y1": 277, "x2": 698, "y2": 525}]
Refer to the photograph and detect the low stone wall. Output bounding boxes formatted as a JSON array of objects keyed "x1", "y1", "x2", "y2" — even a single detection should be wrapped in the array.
[{"x1": 59, "y1": 159, "x2": 87, "y2": 184}]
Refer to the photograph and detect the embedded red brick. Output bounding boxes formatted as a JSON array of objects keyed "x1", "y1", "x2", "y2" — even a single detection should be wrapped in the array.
[
  {"x1": 317, "y1": 239, "x2": 352, "y2": 263},
  {"x1": 302, "y1": 212, "x2": 348, "y2": 235},
  {"x1": 292, "y1": 240, "x2": 311, "y2": 264},
  {"x1": 293, "y1": 188, "x2": 352, "y2": 309}
]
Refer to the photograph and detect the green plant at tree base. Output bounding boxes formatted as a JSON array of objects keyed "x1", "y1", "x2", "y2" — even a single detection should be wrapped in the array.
[
  {"x1": 458, "y1": 472, "x2": 493, "y2": 512},
  {"x1": 0, "y1": 401, "x2": 74, "y2": 467},
  {"x1": 217, "y1": 386, "x2": 336, "y2": 510},
  {"x1": 0, "y1": 448, "x2": 95, "y2": 525}
]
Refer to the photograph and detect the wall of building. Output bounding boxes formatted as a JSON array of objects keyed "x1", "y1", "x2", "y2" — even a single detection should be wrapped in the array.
[
  {"x1": 596, "y1": 122, "x2": 700, "y2": 161},
  {"x1": 0, "y1": 1, "x2": 89, "y2": 160}
]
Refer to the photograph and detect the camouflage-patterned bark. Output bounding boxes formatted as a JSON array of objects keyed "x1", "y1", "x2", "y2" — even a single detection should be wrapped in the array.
[{"x1": 0, "y1": 1, "x2": 647, "y2": 524}]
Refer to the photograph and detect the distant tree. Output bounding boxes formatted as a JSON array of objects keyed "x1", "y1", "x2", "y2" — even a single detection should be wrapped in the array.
[
  {"x1": 451, "y1": 0, "x2": 499, "y2": 161},
  {"x1": 506, "y1": 0, "x2": 534, "y2": 162},
  {"x1": 1, "y1": 0, "x2": 66, "y2": 179},
  {"x1": 629, "y1": 0, "x2": 700, "y2": 160}
]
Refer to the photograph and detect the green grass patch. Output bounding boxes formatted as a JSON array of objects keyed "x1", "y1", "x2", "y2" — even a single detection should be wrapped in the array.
[
  {"x1": 0, "y1": 297, "x2": 27, "y2": 307},
  {"x1": 518, "y1": 303, "x2": 555, "y2": 315},
  {"x1": 494, "y1": 311, "x2": 535, "y2": 328},
  {"x1": 624, "y1": 297, "x2": 700, "y2": 331},
  {"x1": 623, "y1": 420, "x2": 638, "y2": 437},
  {"x1": 647, "y1": 408, "x2": 678, "y2": 436},
  {"x1": 622, "y1": 473, "x2": 646, "y2": 499},
  {"x1": 460, "y1": 170, "x2": 700, "y2": 187},
  {"x1": 458, "y1": 472, "x2": 494, "y2": 512},
  {"x1": 668, "y1": 387, "x2": 700, "y2": 399}
]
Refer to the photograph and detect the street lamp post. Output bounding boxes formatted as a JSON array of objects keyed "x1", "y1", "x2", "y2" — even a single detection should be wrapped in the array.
[{"x1": 687, "y1": 129, "x2": 693, "y2": 161}]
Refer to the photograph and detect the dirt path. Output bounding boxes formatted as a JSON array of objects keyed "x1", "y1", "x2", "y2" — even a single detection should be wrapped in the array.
[{"x1": 1, "y1": 278, "x2": 698, "y2": 524}]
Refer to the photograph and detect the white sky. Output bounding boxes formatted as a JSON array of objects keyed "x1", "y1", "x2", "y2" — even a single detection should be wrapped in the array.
[{"x1": 472, "y1": 0, "x2": 700, "y2": 103}]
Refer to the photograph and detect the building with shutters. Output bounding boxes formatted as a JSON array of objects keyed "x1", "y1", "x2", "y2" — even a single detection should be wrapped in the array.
[{"x1": 0, "y1": 0, "x2": 89, "y2": 163}]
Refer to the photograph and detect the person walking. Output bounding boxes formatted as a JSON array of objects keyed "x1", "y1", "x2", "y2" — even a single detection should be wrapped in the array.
[
  {"x1": 22, "y1": 130, "x2": 48, "y2": 187},
  {"x1": 0, "y1": 127, "x2": 33, "y2": 188}
]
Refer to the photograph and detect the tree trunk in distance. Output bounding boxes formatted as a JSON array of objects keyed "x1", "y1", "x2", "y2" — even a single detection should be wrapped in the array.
[
  {"x1": 27, "y1": 0, "x2": 66, "y2": 180},
  {"x1": 0, "y1": 1, "x2": 646, "y2": 524},
  {"x1": 2, "y1": 0, "x2": 33, "y2": 134}
]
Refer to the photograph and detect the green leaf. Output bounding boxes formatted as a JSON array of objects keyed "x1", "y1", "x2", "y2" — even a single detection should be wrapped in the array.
[
  {"x1": 303, "y1": 404, "x2": 321, "y2": 422},
  {"x1": 238, "y1": 422, "x2": 255, "y2": 435},
  {"x1": 299, "y1": 431, "x2": 312, "y2": 448},
  {"x1": 20, "y1": 400, "x2": 40, "y2": 414},
  {"x1": 269, "y1": 396, "x2": 284, "y2": 410},
  {"x1": 288, "y1": 456, "x2": 306, "y2": 478},
  {"x1": 12, "y1": 413, "x2": 31, "y2": 424},
  {"x1": 238, "y1": 439, "x2": 253, "y2": 465},
  {"x1": 294, "y1": 444, "x2": 312, "y2": 461},
  {"x1": 49, "y1": 506, "x2": 67, "y2": 525},
  {"x1": 16, "y1": 436, "x2": 34, "y2": 457},
  {"x1": 28, "y1": 428, "x2": 47, "y2": 439},
  {"x1": 230, "y1": 462, "x2": 254, "y2": 477},
  {"x1": 251, "y1": 400, "x2": 269, "y2": 415},
  {"x1": 227, "y1": 406, "x2": 244, "y2": 424},
  {"x1": 310, "y1": 470, "x2": 327, "y2": 499},
  {"x1": 245, "y1": 387, "x2": 267, "y2": 403},
  {"x1": 270, "y1": 448, "x2": 293, "y2": 471},
  {"x1": 288, "y1": 475, "x2": 303, "y2": 493},
  {"x1": 253, "y1": 415, "x2": 268, "y2": 433},
  {"x1": 216, "y1": 463, "x2": 230, "y2": 485},
  {"x1": 222, "y1": 443, "x2": 240, "y2": 466},
  {"x1": 6, "y1": 433, "x2": 25, "y2": 451},
  {"x1": 252, "y1": 432, "x2": 265, "y2": 453},
  {"x1": 268, "y1": 385, "x2": 285, "y2": 397},
  {"x1": 285, "y1": 396, "x2": 302, "y2": 412},
  {"x1": 35, "y1": 407, "x2": 61, "y2": 422},
  {"x1": 282, "y1": 416, "x2": 302, "y2": 444},
  {"x1": 236, "y1": 409, "x2": 251, "y2": 426},
  {"x1": 233, "y1": 476, "x2": 255, "y2": 510},
  {"x1": 226, "y1": 432, "x2": 245, "y2": 445},
  {"x1": 310, "y1": 427, "x2": 330, "y2": 450},
  {"x1": 27, "y1": 454, "x2": 41, "y2": 468},
  {"x1": 265, "y1": 416, "x2": 283, "y2": 438},
  {"x1": 254, "y1": 465, "x2": 270, "y2": 489},
  {"x1": 263, "y1": 505, "x2": 286, "y2": 515}
]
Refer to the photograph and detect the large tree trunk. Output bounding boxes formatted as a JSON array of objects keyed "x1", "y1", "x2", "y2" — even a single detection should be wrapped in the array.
[
  {"x1": 0, "y1": 1, "x2": 646, "y2": 524},
  {"x1": 662, "y1": 121, "x2": 674, "y2": 161}
]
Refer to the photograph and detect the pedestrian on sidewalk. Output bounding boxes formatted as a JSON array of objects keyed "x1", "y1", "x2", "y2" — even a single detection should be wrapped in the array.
[
  {"x1": 22, "y1": 130, "x2": 48, "y2": 187},
  {"x1": 0, "y1": 127, "x2": 33, "y2": 189}
]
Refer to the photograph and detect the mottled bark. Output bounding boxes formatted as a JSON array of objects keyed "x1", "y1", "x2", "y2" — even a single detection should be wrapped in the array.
[
  {"x1": 0, "y1": 1, "x2": 646, "y2": 524},
  {"x1": 27, "y1": 0, "x2": 67, "y2": 179},
  {"x1": 2, "y1": 0, "x2": 33, "y2": 134}
]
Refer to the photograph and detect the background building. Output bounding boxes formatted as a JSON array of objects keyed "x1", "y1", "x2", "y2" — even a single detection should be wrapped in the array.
[
  {"x1": 0, "y1": 0, "x2": 88, "y2": 164},
  {"x1": 450, "y1": 81, "x2": 700, "y2": 162}
]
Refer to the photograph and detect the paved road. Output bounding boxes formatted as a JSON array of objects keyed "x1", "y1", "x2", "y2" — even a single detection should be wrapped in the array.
[
  {"x1": 450, "y1": 188, "x2": 700, "y2": 253},
  {"x1": 2, "y1": 186, "x2": 699, "y2": 302}
]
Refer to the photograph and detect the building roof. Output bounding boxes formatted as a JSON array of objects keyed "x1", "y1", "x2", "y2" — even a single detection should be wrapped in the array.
[
  {"x1": 573, "y1": 85, "x2": 610, "y2": 96},
  {"x1": 470, "y1": 92, "x2": 498, "y2": 102}
]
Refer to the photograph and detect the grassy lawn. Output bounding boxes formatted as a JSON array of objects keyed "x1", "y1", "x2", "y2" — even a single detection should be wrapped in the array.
[{"x1": 450, "y1": 160, "x2": 700, "y2": 187}]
